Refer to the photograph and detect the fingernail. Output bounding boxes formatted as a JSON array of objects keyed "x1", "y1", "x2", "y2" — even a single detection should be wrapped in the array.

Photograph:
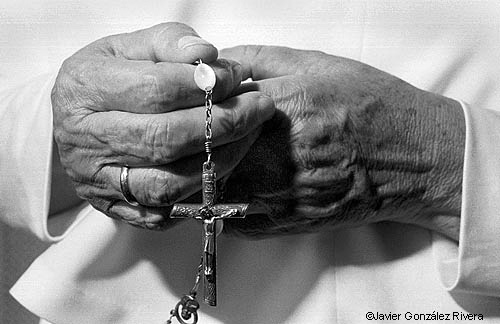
[{"x1": 178, "y1": 35, "x2": 212, "y2": 49}]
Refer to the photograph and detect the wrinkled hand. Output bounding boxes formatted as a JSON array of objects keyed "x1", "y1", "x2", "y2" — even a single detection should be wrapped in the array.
[
  {"x1": 51, "y1": 24, "x2": 274, "y2": 229},
  {"x1": 220, "y1": 46, "x2": 465, "y2": 240}
]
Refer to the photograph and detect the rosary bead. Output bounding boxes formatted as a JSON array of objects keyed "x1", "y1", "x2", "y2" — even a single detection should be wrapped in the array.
[{"x1": 194, "y1": 63, "x2": 216, "y2": 91}]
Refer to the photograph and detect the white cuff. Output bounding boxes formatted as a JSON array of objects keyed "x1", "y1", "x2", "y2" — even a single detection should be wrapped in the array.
[
  {"x1": 0, "y1": 73, "x2": 84, "y2": 242},
  {"x1": 433, "y1": 100, "x2": 500, "y2": 297}
]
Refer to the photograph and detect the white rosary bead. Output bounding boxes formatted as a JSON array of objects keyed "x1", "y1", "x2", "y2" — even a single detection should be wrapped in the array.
[{"x1": 194, "y1": 62, "x2": 216, "y2": 92}]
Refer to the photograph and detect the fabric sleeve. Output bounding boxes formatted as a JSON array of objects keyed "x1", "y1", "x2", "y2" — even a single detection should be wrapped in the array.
[
  {"x1": 0, "y1": 73, "x2": 85, "y2": 243},
  {"x1": 433, "y1": 101, "x2": 500, "y2": 297}
]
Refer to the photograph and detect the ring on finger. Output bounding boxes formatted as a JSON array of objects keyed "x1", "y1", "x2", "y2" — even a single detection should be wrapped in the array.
[{"x1": 120, "y1": 166, "x2": 140, "y2": 206}]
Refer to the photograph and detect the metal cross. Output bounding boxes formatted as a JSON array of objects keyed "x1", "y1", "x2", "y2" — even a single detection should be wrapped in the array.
[{"x1": 170, "y1": 161, "x2": 248, "y2": 306}]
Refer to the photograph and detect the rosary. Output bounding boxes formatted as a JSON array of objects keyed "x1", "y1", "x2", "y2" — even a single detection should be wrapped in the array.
[{"x1": 165, "y1": 60, "x2": 249, "y2": 324}]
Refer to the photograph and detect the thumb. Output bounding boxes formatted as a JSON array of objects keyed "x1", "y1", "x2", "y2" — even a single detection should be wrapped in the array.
[
  {"x1": 220, "y1": 45, "x2": 323, "y2": 80},
  {"x1": 102, "y1": 22, "x2": 218, "y2": 63}
]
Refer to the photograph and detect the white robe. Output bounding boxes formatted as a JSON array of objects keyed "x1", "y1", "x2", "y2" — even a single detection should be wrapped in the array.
[{"x1": 1, "y1": 1, "x2": 500, "y2": 323}]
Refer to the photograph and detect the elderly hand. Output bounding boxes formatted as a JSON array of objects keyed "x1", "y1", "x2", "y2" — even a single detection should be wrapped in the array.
[
  {"x1": 51, "y1": 23, "x2": 275, "y2": 229},
  {"x1": 220, "y1": 46, "x2": 465, "y2": 240}
]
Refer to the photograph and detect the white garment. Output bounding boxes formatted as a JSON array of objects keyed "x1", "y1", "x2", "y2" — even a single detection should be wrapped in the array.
[{"x1": 2, "y1": 1, "x2": 500, "y2": 323}]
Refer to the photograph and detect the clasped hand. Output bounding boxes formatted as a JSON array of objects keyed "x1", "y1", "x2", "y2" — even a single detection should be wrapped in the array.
[
  {"x1": 52, "y1": 23, "x2": 465, "y2": 240},
  {"x1": 51, "y1": 23, "x2": 274, "y2": 229}
]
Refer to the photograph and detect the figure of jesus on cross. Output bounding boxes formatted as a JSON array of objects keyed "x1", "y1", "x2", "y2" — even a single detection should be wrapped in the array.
[{"x1": 169, "y1": 161, "x2": 248, "y2": 306}]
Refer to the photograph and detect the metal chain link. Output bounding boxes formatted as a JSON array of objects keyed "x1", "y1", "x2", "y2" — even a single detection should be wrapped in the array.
[
  {"x1": 189, "y1": 258, "x2": 204, "y2": 296},
  {"x1": 204, "y1": 89, "x2": 213, "y2": 164}
]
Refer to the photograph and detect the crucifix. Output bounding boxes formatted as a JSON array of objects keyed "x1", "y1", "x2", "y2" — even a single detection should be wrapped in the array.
[
  {"x1": 170, "y1": 161, "x2": 248, "y2": 306},
  {"x1": 166, "y1": 60, "x2": 248, "y2": 324}
]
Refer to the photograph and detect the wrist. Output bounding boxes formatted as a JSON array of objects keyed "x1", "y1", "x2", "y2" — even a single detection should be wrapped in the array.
[
  {"x1": 413, "y1": 92, "x2": 465, "y2": 240},
  {"x1": 353, "y1": 84, "x2": 464, "y2": 240}
]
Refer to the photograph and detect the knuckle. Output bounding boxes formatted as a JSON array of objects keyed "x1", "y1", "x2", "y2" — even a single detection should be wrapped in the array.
[
  {"x1": 149, "y1": 172, "x2": 169, "y2": 205},
  {"x1": 60, "y1": 56, "x2": 85, "y2": 81},
  {"x1": 143, "y1": 171, "x2": 180, "y2": 206},
  {"x1": 74, "y1": 185, "x2": 91, "y2": 200},
  {"x1": 89, "y1": 34, "x2": 131, "y2": 59},
  {"x1": 225, "y1": 108, "x2": 247, "y2": 140},
  {"x1": 145, "y1": 119, "x2": 171, "y2": 163},
  {"x1": 52, "y1": 127, "x2": 67, "y2": 145},
  {"x1": 147, "y1": 117, "x2": 182, "y2": 164},
  {"x1": 58, "y1": 56, "x2": 76, "y2": 75},
  {"x1": 94, "y1": 34, "x2": 116, "y2": 52},
  {"x1": 52, "y1": 59, "x2": 76, "y2": 101},
  {"x1": 161, "y1": 21, "x2": 193, "y2": 33},
  {"x1": 160, "y1": 176, "x2": 181, "y2": 205},
  {"x1": 140, "y1": 72, "x2": 162, "y2": 112},
  {"x1": 245, "y1": 45, "x2": 264, "y2": 61},
  {"x1": 50, "y1": 81, "x2": 64, "y2": 109},
  {"x1": 53, "y1": 56, "x2": 99, "y2": 113},
  {"x1": 87, "y1": 197, "x2": 111, "y2": 214},
  {"x1": 53, "y1": 116, "x2": 86, "y2": 149},
  {"x1": 76, "y1": 183, "x2": 106, "y2": 202}
]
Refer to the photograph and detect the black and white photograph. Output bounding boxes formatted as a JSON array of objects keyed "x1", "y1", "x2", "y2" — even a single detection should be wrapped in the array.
[{"x1": 1, "y1": 1, "x2": 500, "y2": 323}]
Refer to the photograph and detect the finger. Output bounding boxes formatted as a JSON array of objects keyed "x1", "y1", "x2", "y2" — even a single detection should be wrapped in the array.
[
  {"x1": 88, "y1": 197, "x2": 179, "y2": 231},
  {"x1": 130, "y1": 131, "x2": 260, "y2": 206},
  {"x1": 231, "y1": 77, "x2": 296, "y2": 110},
  {"x1": 95, "y1": 22, "x2": 218, "y2": 63},
  {"x1": 89, "y1": 58, "x2": 243, "y2": 113},
  {"x1": 74, "y1": 91, "x2": 274, "y2": 166},
  {"x1": 219, "y1": 45, "x2": 329, "y2": 80},
  {"x1": 91, "y1": 129, "x2": 262, "y2": 210},
  {"x1": 108, "y1": 203, "x2": 177, "y2": 230}
]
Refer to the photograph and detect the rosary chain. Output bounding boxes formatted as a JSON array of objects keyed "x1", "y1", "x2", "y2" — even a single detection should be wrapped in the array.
[
  {"x1": 204, "y1": 89, "x2": 213, "y2": 164},
  {"x1": 165, "y1": 259, "x2": 203, "y2": 324},
  {"x1": 190, "y1": 258, "x2": 204, "y2": 296}
]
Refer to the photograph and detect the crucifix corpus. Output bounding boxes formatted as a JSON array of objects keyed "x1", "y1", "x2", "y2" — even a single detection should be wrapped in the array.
[{"x1": 166, "y1": 60, "x2": 249, "y2": 324}]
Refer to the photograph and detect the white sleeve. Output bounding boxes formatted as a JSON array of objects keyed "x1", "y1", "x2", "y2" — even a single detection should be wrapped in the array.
[
  {"x1": 433, "y1": 101, "x2": 500, "y2": 297},
  {"x1": 0, "y1": 73, "x2": 86, "y2": 242}
]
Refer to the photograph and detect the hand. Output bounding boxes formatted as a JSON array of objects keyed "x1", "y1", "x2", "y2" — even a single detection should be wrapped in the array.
[
  {"x1": 220, "y1": 46, "x2": 465, "y2": 240},
  {"x1": 51, "y1": 23, "x2": 275, "y2": 229}
]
